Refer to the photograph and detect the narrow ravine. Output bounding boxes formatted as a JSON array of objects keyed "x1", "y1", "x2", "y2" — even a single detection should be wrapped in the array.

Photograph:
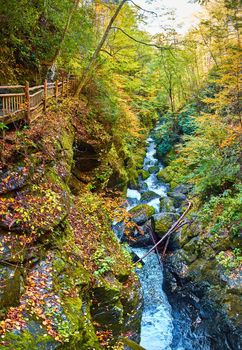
[
  {"x1": 123, "y1": 129, "x2": 211, "y2": 350},
  {"x1": 126, "y1": 133, "x2": 175, "y2": 350}
]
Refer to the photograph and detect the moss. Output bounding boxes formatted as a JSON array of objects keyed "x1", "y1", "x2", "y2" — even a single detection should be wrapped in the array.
[
  {"x1": 129, "y1": 204, "x2": 155, "y2": 225},
  {"x1": 130, "y1": 204, "x2": 155, "y2": 217},
  {"x1": 157, "y1": 167, "x2": 175, "y2": 183},
  {"x1": 1, "y1": 324, "x2": 60, "y2": 350},
  {"x1": 59, "y1": 297, "x2": 101, "y2": 350},
  {"x1": 154, "y1": 213, "x2": 173, "y2": 237},
  {"x1": 138, "y1": 170, "x2": 149, "y2": 180}
]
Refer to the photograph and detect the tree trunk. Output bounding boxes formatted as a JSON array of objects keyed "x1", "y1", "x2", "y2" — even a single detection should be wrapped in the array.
[
  {"x1": 49, "y1": 0, "x2": 80, "y2": 69},
  {"x1": 75, "y1": 0, "x2": 128, "y2": 96}
]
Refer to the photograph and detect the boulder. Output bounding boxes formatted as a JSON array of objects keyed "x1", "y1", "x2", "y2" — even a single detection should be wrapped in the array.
[
  {"x1": 160, "y1": 197, "x2": 175, "y2": 212},
  {"x1": 138, "y1": 170, "x2": 150, "y2": 181},
  {"x1": 122, "y1": 219, "x2": 155, "y2": 247},
  {"x1": 140, "y1": 191, "x2": 160, "y2": 204},
  {"x1": 157, "y1": 167, "x2": 175, "y2": 183},
  {"x1": 148, "y1": 166, "x2": 159, "y2": 174},
  {"x1": 129, "y1": 204, "x2": 155, "y2": 225},
  {"x1": 154, "y1": 212, "x2": 177, "y2": 237},
  {"x1": 168, "y1": 190, "x2": 187, "y2": 208},
  {"x1": 172, "y1": 184, "x2": 191, "y2": 195},
  {"x1": 0, "y1": 167, "x2": 30, "y2": 194}
]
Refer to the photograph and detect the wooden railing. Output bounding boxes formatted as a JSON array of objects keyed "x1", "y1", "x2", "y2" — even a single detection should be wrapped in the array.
[{"x1": 0, "y1": 78, "x2": 77, "y2": 124}]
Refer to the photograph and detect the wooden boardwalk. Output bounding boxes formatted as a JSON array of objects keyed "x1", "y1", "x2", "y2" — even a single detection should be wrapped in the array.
[{"x1": 0, "y1": 78, "x2": 78, "y2": 125}]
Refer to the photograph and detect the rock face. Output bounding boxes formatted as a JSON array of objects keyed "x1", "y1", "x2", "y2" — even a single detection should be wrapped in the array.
[
  {"x1": 159, "y1": 180, "x2": 242, "y2": 350},
  {"x1": 0, "y1": 108, "x2": 143, "y2": 349}
]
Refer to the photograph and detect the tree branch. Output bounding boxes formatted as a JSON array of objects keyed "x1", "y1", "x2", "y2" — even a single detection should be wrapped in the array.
[
  {"x1": 128, "y1": 0, "x2": 158, "y2": 17},
  {"x1": 110, "y1": 26, "x2": 172, "y2": 50}
]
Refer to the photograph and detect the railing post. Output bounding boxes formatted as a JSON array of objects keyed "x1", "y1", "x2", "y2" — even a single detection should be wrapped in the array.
[
  {"x1": 61, "y1": 77, "x2": 65, "y2": 97},
  {"x1": 55, "y1": 80, "x2": 59, "y2": 98},
  {"x1": 43, "y1": 79, "x2": 47, "y2": 112},
  {"x1": 25, "y1": 81, "x2": 30, "y2": 123}
]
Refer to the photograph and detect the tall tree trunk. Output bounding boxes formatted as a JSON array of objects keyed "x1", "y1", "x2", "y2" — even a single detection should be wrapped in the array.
[
  {"x1": 75, "y1": 0, "x2": 127, "y2": 96},
  {"x1": 49, "y1": 0, "x2": 80, "y2": 69}
]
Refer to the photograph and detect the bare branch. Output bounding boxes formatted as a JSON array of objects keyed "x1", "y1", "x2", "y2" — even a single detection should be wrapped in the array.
[
  {"x1": 128, "y1": 0, "x2": 158, "y2": 17},
  {"x1": 111, "y1": 26, "x2": 172, "y2": 50}
]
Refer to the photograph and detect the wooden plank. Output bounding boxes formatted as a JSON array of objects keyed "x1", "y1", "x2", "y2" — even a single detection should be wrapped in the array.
[
  {"x1": 0, "y1": 85, "x2": 24, "y2": 89},
  {"x1": 29, "y1": 85, "x2": 44, "y2": 91},
  {"x1": 43, "y1": 79, "x2": 47, "y2": 112},
  {"x1": 0, "y1": 93, "x2": 25, "y2": 97}
]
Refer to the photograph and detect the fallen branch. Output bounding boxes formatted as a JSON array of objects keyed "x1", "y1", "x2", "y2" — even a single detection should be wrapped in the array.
[
  {"x1": 136, "y1": 201, "x2": 192, "y2": 264},
  {"x1": 161, "y1": 219, "x2": 188, "y2": 259}
]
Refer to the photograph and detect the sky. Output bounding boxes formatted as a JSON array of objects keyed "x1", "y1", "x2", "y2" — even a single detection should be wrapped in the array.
[{"x1": 134, "y1": 0, "x2": 202, "y2": 35}]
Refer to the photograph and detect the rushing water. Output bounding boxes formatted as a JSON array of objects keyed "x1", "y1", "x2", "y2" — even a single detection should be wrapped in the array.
[{"x1": 125, "y1": 134, "x2": 177, "y2": 350}]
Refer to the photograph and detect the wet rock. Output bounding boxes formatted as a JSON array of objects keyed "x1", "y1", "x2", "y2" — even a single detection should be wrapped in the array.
[
  {"x1": 140, "y1": 191, "x2": 160, "y2": 204},
  {"x1": 129, "y1": 204, "x2": 155, "y2": 225},
  {"x1": 172, "y1": 184, "x2": 192, "y2": 195},
  {"x1": 0, "y1": 167, "x2": 30, "y2": 194},
  {"x1": 164, "y1": 250, "x2": 242, "y2": 350},
  {"x1": 122, "y1": 219, "x2": 155, "y2": 247},
  {"x1": 140, "y1": 182, "x2": 148, "y2": 193},
  {"x1": 148, "y1": 166, "x2": 159, "y2": 174},
  {"x1": 168, "y1": 190, "x2": 187, "y2": 208},
  {"x1": 121, "y1": 276, "x2": 143, "y2": 344},
  {"x1": 91, "y1": 275, "x2": 124, "y2": 337},
  {"x1": 0, "y1": 264, "x2": 21, "y2": 308}
]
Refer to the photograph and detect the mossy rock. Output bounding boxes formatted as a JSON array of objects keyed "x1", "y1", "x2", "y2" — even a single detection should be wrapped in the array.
[
  {"x1": 0, "y1": 232, "x2": 28, "y2": 263},
  {"x1": 154, "y1": 213, "x2": 175, "y2": 237},
  {"x1": 140, "y1": 191, "x2": 160, "y2": 204},
  {"x1": 157, "y1": 167, "x2": 175, "y2": 183},
  {"x1": 129, "y1": 204, "x2": 155, "y2": 225},
  {"x1": 148, "y1": 166, "x2": 159, "y2": 174},
  {"x1": 0, "y1": 265, "x2": 21, "y2": 309},
  {"x1": 168, "y1": 191, "x2": 187, "y2": 208},
  {"x1": 0, "y1": 167, "x2": 31, "y2": 195},
  {"x1": 138, "y1": 170, "x2": 150, "y2": 181},
  {"x1": 160, "y1": 197, "x2": 175, "y2": 212}
]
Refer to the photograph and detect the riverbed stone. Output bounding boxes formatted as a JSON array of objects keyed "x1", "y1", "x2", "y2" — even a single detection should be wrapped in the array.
[
  {"x1": 129, "y1": 204, "x2": 155, "y2": 225},
  {"x1": 140, "y1": 191, "x2": 160, "y2": 204},
  {"x1": 172, "y1": 184, "x2": 191, "y2": 195},
  {"x1": 148, "y1": 166, "x2": 159, "y2": 174}
]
